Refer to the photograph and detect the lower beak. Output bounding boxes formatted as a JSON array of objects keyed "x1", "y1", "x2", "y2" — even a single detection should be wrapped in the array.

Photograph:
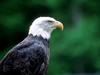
[{"x1": 53, "y1": 21, "x2": 64, "y2": 30}]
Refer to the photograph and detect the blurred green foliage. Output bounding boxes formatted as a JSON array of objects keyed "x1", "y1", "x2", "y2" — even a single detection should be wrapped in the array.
[{"x1": 0, "y1": 0, "x2": 100, "y2": 75}]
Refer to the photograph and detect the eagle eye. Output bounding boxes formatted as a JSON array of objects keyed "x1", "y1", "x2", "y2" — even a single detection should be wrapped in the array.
[{"x1": 46, "y1": 20, "x2": 53, "y2": 23}]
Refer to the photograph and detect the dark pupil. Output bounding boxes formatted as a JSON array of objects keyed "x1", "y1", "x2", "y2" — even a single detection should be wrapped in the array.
[{"x1": 47, "y1": 20, "x2": 53, "y2": 23}]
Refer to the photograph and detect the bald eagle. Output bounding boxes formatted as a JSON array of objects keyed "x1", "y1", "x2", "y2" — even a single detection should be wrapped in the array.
[{"x1": 0, "y1": 17, "x2": 63, "y2": 75}]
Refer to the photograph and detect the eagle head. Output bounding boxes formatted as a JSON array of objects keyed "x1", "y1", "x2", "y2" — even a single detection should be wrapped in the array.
[{"x1": 29, "y1": 17, "x2": 64, "y2": 39}]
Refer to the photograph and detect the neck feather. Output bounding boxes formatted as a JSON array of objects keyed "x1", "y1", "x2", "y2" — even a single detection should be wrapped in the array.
[{"x1": 28, "y1": 25, "x2": 51, "y2": 39}]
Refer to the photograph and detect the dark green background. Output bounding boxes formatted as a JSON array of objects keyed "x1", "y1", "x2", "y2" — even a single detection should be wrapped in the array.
[{"x1": 0, "y1": 0, "x2": 100, "y2": 75}]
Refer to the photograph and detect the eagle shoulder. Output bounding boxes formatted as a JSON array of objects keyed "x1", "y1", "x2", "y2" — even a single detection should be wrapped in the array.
[{"x1": 0, "y1": 35, "x2": 49, "y2": 75}]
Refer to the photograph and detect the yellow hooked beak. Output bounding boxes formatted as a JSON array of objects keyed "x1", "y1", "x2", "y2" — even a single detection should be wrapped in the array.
[{"x1": 53, "y1": 21, "x2": 64, "y2": 30}]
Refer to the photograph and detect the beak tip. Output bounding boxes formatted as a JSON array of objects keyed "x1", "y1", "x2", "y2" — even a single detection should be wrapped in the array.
[
  {"x1": 59, "y1": 23, "x2": 64, "y2": 31},
  {"x1": 61, "y1": 24, "x2": 64, "y2": 31}
]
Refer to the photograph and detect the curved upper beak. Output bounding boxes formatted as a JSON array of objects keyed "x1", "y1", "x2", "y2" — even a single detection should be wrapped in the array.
[{"x1": 53, "y1": 21, "x2": 64, "y2": 30}]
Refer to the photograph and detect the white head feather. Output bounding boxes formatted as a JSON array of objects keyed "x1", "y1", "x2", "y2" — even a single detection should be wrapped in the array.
[{"x1": 29, "y1": 17, "x2": 63, "y2": 39}]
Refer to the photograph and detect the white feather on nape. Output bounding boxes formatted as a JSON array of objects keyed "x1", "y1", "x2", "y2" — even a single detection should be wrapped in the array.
[
  {"x1": 28, "y1": 25, "x2": 50, "y2": 39},
  {"x1": 28, "y1": 21, "x2": 51, "y2": 39}
]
